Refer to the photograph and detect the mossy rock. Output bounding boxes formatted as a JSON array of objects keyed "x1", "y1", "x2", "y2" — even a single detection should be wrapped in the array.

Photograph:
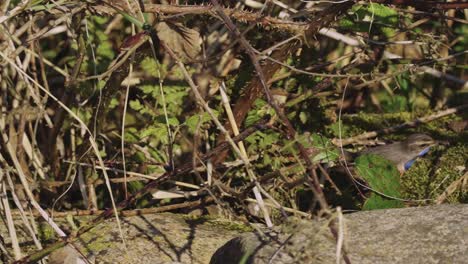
[{"x1": 401, "y1": 143, "x2": 468, "y2": 203}]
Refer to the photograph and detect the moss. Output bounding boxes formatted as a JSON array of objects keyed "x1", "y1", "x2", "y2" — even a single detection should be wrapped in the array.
[
  {"x1": 205, "y1": 219, "x2": 253, "y2": 232},
  {"x1": 181, "y1": 213, "x2": 253, "y2": 232},
  {"x1": 327, "y1": 112, "x2": 414, "y2": 138},
  {"x1": 327, "y1": 111, "x2": 464, "y2": 139},
  {"x1": 38, "y1": 222, "x2": 57, "y2": 241},
  {"x1": 36, "y1": 217, "x2": 114, "y2": 254},
  {"x1": 80, "y1": 223, "x2": 119, "y2": 252},
  {"x1": 181, "y1": 213, "x2": 222, "y2": 225},
  {"x1": 401, "y1": 144, "x2": 468, "y2": 203}
]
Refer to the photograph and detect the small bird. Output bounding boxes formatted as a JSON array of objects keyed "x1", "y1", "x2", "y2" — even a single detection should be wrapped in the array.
[{"x1": 362, "y1": 134, "x2": 436, "y2": 173}]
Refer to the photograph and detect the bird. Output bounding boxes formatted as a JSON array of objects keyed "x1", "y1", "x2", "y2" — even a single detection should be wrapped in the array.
[{"x1": 361, "y1": 134, "x2": 436, "y2": 173}]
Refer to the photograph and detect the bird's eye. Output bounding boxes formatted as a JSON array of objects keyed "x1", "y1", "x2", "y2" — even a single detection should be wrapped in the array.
[
  {"x1": 417, "y1": 141, "x2": 435, "y2": 150},
  {"x1": 409, "y1": 140, "x2": 433, "y2": 150},
  {"x1": 422, "y1": 141, "x2": 434, "y2": 146}
]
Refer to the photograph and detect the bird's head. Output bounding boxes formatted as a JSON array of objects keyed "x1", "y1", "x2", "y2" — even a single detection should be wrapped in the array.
[{"x1": 405, "y1": 134, "x2": 436, "y2": 157}]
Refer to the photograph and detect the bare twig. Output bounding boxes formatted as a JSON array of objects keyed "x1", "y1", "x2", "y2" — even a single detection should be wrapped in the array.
[{"x1": 435, "y1": 171, "x2": 468, "y2": 204}]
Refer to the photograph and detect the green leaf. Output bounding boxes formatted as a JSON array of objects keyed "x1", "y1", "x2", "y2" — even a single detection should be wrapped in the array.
[
  {"x1": 299, "y1": 111, "x2": 307, "y2": 124},
  {"x1": 109, "y1": 98, "x2": 119, "y2": 109},
  {"x1": 328, "y1": 120, "x2": 351, "y2": 138},
  {"x1": 367, "y1": 3, "x2": 398, "y2": 23},
  {"x1": 396, "y1": 73, "x2": 410, "y2": 92},
  {"x1": 245, "y1": 99, "x2": 268, "y2": 127},
  {"x1": 363, "y1": 194, "x2": 404, "y2": 210},
  {"x1": 129, "y1": 100, "x2": 143, "y2": 111},
  {"x1": 139, "y1": 84, "x2": 158, "y2": 97},
  {"x1": 93, "y1": 16, "x2": 109, "y2": 25},
  {"x1": 185, "y1": 112, "x2": 211, "y2": 134},
  {"x1": 263, "y1": 155, "x2": 271, "y2": 166},
  {"x1": 96, "y1": 37, "x2": 115, "y2": 60},
  {"x1": 339, "y1": 3, "x2": 398, "y2": 36},
  {"x1": 355, "y1": 154, "x2": 405, "y2": 210},
  {"x1": 381, "y1": 95, "x2": 408, "y2": 113},
  {"x1": 167, "y1": 117, "x2": 180, "y2": 126},
  {"x1": 284, "y1": 134, "x2": 339, "y2": 164},
  {"x1": 140, "y1": 57, "x2": 162, "y2": 78},
  {"x1": 311, "y1": 135, "x2": 340, "y2": 163},
  {"x1": 141, "y1": 125, "x2": 168, "y2": 144},
  {"x1": 339, "y1": 18, "x2": 355, "y2": 29},
  {"x1": 259, "y1": 133, "x2": 278, "y2": 149},
  {"x1": 124, "y1": 127, "x2": 139, "y2": 143}
]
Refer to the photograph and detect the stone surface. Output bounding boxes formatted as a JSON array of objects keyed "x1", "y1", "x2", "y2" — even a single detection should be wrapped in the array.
[
  {"x1": 3, "y1": 205, "x2": 467, "y2": 263},
  {"x1": 210, "y1": 204, "x2": 468, "y2": 264},
  {"x1": 73, "y1": 214, "x2": 247, "y2": 264},
  {"x1": 1, "y1": 213, "x2": 248, "y2": 264},
  {"x1": 48, "y1": 245, "x2": 90, "y2": 264}
]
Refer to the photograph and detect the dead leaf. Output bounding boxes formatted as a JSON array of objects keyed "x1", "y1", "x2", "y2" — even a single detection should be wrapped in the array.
[{"x1": 156, "y1": 21, "x2": 202, "y2": 63}]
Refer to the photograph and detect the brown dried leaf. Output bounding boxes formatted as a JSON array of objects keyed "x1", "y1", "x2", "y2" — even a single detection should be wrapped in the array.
[{"x1": 156, "y1": 22, "x2": 201, "y2": 63}]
